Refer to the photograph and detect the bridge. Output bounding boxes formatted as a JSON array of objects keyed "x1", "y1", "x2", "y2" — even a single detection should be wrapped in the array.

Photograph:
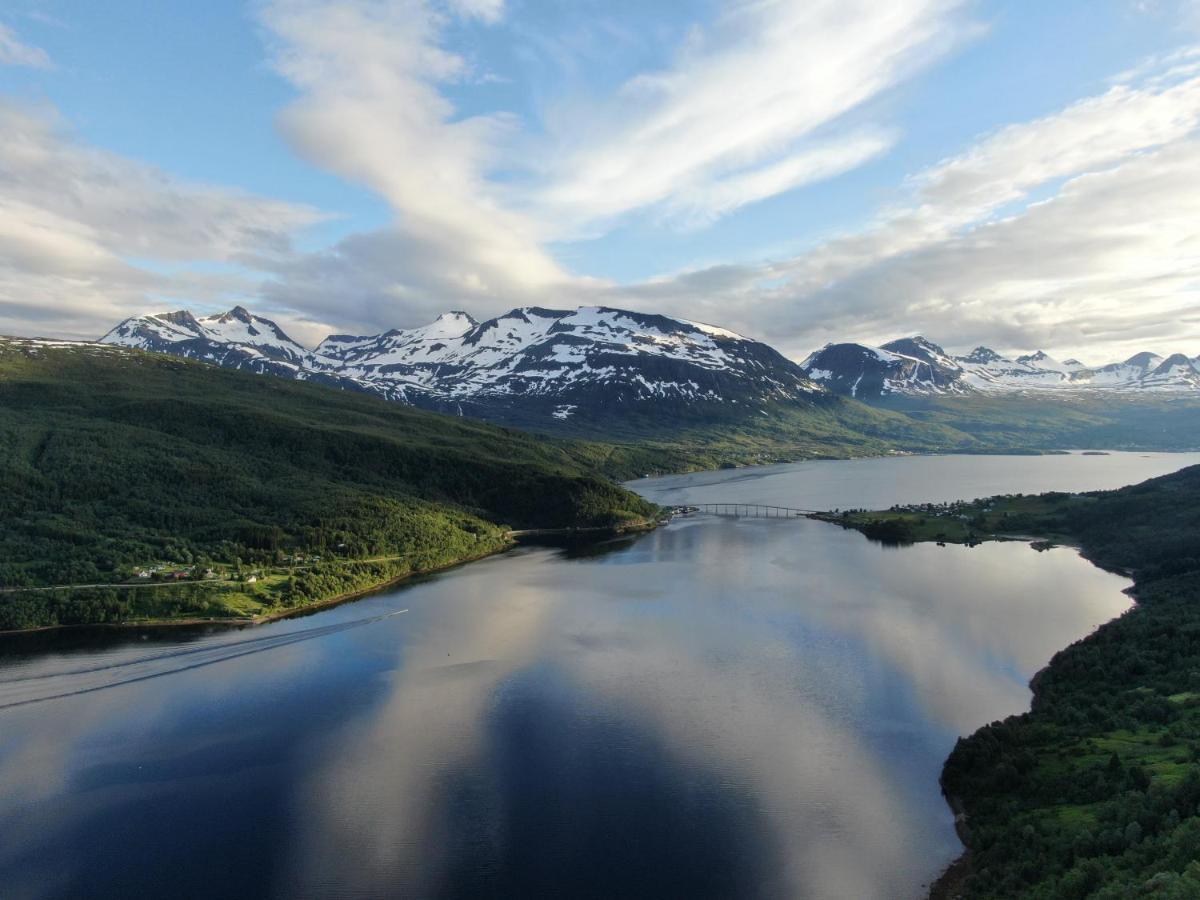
[{"x1": 680, "y1": 503, "x2": 816, "y2": 518}]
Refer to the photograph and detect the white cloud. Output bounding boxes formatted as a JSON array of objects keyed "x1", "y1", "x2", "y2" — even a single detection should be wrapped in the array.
[
  {"x1": 611, "y1": 54, "x2": 1200, "y2": 360},
  {"x1": 445, "y1": 0, "x2": 504, "y2": 23},
  {"x1": 242, "y1": 6, "x2": 1200, "y2": 359},
  {"x1": 0, "y1": 100, "x2": 325, "y2": 338},
  {"x1": 0, "y1": 103, "x2": 325, "y2": 263},
  {"x1": 253, "y1": 0, "x2": 968, "y2": 329},
  {"x1": 791, "y1": 140, "x2": 1200, "y2": 354},
  {"x1": 257, "y1": 0, "x2": 577, "y2": 327},
  {"x1": 0, "y1": 22, "x2": 51, "y2": 69},
  {"x1": 4, "y1": 2, "x2": 1199, "y2": 364},
  {"x1": 528, "y1": 0, "x2": 972, "y2": 234},
  {"x1": 661, "y1": 130, "x2": 897, "y2": 229}
]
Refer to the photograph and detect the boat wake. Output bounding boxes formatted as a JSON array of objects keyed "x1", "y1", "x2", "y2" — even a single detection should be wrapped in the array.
[{"x1": 0, "y1": 609, "x2": 408, "y2": 710}]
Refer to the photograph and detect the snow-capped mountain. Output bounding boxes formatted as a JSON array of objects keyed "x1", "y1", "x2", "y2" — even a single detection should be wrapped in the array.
[
  {"x1": 102, "y1": 305, "x2": 821, "y2": 421},
  {"x1": 98, "y1": 305, "x2": 384, "y2": 395},
  {"x1": 800, "y1": 336, "x2": 1200, "y2": 398},
  {"x1": 99, "y1": 307, "x2": 1200, "y2": 416},
  {"x1": 797, "y1": 341, "x2": 966, "y2": 398},
  {"x1": 102, "y1": 306, "x2": 309, "y2": 370}
]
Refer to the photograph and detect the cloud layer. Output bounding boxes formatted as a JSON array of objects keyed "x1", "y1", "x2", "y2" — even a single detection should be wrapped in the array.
[
  {"x1": 650, "y1": 57, "x2": 1200, "y2": 358},
  {"x1": 1, "y1": 2, "x2": 1199, "y2": 360},
  {"x1": 249, "y1": 0, "x2": 974, "y2": 334},
  {"x1": 0, "y1": 101, "x2": 324, "y2": 338}
]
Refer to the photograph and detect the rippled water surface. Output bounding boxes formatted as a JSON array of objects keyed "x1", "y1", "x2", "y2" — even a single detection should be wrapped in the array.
[{"x1": 1, "y1": 452, "x2": 1196, "y2": 899}]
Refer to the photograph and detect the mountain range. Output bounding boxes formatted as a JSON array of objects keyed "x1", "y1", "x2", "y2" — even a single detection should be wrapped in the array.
[
  {"x1": 99, "y1": 305, "x2": 821, "y2": 422},
  {"x1": 99, "y1": 306, "x2": 1200, "y2": 420},
  {"x1": 799, "y1": 336, "x2": 1200, "y2": 399}
]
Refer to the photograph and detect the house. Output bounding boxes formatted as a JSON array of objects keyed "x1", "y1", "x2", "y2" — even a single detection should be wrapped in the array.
[
  {"x1": 136, "y1": 570, "x2": 151, "y2": 579},
  {"x1": 246, "y1": 575, "x2": 258, "y2": 584}
]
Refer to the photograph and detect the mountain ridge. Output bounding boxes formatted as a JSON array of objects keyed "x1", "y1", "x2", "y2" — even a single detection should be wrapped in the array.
[
  {"x1": 801, "y1": 335, "x2": 1200, "y2": 398},
  {"x1": 101, "y1": 306, "x2": 1200, "y2": 409},
  {"x1": 101, "y1": 304, "x2": 826, "y2": 420}
]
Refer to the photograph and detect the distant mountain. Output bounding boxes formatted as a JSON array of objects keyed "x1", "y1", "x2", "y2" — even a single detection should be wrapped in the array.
[
  {"x1": 102, "y1": 305, "x2": 822, "y2": 423},
  {"x1": 99, "y1": 306, "x2": 1200, "y2": 418},
  {"x1": 796, "y1": 341, "x2": 966, "y2": 398},
  {"x1": 103, "y1": 305, "x2": 308, "y2": 366},
  {"x1": 801, "y1": 336, "x2": 1200, "y2": 399},
  {"x1": 98, "y1": 305, "x2": 376, "y2": 395}
]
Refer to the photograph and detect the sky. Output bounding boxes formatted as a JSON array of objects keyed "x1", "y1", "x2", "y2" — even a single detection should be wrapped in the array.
[{"x1": 1, "y1": 0, "x2": 1199, "y2": 362}]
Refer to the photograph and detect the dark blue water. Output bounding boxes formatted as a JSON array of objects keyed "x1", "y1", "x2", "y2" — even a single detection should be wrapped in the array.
[{"x1": 1, "y1": 452, "x2": 1192, "y2": 899}]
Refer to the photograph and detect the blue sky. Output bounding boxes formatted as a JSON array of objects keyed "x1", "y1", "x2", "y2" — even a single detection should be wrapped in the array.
[{"x1": 1, "y1": 1, "x2": 1199, "y2": 360}]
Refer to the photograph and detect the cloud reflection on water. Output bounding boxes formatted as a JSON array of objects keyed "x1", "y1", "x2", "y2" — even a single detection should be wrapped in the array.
[
  {"x1": 278, "y1": 518, "x2": 1129, "y2": 898},
  {"x1": 0, "y1": 461, "x2": 1142, "y2": 899}
]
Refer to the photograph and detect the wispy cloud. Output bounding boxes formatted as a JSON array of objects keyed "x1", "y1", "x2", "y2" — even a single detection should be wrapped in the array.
[
  {"x1": 3, "y1": 2, "x2": 1199, "y2": 362},
  {"x1": 527, "y1": 0, "x2": 974, "y2": 234},
  {"x1": 614, "y1": 53, "x2": 1200, "y2": 358},
  {"x1": 257, "y1": 0, "x2": 576, "y2": 329},
  {"x1": 252, "y1": 0, "x2": 974, "y2": 330},
  {"x1": 660, "y1": 131, "x2": 897, "y2": 229},
  {"x1": 0, "y1": 21, "x2": 51, "y2": 68}
]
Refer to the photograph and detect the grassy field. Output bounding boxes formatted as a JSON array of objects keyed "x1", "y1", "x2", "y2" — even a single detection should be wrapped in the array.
[{"x1": 0, "y1": 550, "x2": 511, "y2": 627}]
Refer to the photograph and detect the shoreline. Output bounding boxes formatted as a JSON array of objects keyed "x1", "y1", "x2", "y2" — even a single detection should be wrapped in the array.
[
  {"x1": 0, "y1": 543, "x2": 510, "y2": 637},
  {"x1": 809, "y1": 503, "x2": 1150, "y2": 898},
  {"x1": 0, "y1": 518, "x2": 662, "y2": 638}
]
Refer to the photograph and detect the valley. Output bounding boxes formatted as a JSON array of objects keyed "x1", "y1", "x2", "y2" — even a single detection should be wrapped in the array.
[
  {"x1": 4, "y1": 5, "x2": 1199, "y2": 897},
  {"x1": 4, "y1": 451, "x2": 1186, "y2": 898},
  {"x1": 4, "y1": 325, "x2": 1199, "y2": 632}
]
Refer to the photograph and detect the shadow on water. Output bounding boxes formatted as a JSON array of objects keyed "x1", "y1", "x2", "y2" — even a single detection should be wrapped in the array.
[
  {"x1": 513, "y1": 533, "x2": 644, "y2": 560},
  {"x1": 434, "y1": 664, "x2": 779, "y2": 900},
  {"x1": 0, "y1": 621, "x2": 237, "y2": 663},
  {"x1": 1, "y1": 652, "x2": 397, "y2": 900},
  {"x1": 0, "y1": 609, "x2": 408, "y2": 710}
]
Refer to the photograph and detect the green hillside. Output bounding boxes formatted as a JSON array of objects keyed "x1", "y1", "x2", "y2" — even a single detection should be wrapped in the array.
[
  {"x1": 879, "y1": 393, "x2": 1200, "y2": 453},
  {"x1": 530, "y1": 391, "x2": 977, "y2": 461},
  {"x1": 501, "y1": 385, "x2": 1200, "y2": 467},
  {"x1": 0, "y1": 339, "x2": 659, "y2": 630}
]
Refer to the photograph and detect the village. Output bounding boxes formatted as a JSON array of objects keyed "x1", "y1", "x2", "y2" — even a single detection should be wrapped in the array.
[{"x1": 126, "y1": 553, "x2": 326, "y2": 585}]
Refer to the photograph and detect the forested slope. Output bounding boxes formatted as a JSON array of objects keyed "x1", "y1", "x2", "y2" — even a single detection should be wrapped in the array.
[
  {"x1": 0, "y1": 340, "x2": 658, "y2": 628},
  {"x1": 935, "y1": 466, "x2": 1200, "y2": 897}
]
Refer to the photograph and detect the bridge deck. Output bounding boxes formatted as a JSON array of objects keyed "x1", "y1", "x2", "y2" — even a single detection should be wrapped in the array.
[{"x1": 682, "y1": 503, "x2": 816, "y2": 518}]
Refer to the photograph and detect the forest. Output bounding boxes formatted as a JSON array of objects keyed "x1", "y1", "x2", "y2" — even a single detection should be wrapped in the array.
[{"x1": 0, "y1": 340, "x2": 659, "y2": 629}]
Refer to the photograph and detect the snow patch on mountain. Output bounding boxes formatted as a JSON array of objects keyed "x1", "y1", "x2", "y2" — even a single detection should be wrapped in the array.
[
  {"x1": 98, "y1": 306, "x2": 1200, "y2": 407},
  {"x1": 801, "y1": 338, "x2": 1200, "y2": 398},
  {"x1": 101, "y1": 304, "x2": 821, "y2": 416}
]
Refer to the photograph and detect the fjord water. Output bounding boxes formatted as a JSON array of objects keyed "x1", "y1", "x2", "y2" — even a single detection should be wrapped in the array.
[{"x1": 1, "y1": 453, "x2": 1196, "y2": 899}]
